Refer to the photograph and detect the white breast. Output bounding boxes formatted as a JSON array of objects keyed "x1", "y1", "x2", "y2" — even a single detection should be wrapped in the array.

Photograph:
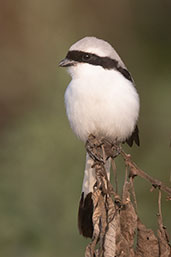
[{"x1": 64, "y1": 63, "x2": 139, "y2": 142}]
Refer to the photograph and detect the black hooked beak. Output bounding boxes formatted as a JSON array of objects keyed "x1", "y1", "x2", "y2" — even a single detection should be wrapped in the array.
[{"x1": 59, "y1": 58, "x2": 76, "y2": 67}]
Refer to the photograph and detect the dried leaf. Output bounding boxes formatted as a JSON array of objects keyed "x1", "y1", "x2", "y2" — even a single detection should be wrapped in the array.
[{"x1": 135, "y1": 219, "x2": 159, "y2": 257}]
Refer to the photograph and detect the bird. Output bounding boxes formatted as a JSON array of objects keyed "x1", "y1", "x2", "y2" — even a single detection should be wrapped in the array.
[{"x1": 59, "y1": 36, "x2": 140, "y2": 238}]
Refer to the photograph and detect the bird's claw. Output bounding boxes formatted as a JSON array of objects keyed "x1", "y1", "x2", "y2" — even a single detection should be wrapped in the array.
[
  {"x1": 85, "y1": 135, "x2": 122, "y2": 163},
  {"x1": 85, "y1": 134, "x2": 105, "y2": 163}
]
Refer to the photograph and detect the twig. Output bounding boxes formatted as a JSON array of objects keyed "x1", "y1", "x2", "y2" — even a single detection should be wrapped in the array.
[
  {"x1": 130, "y1": 177, "x2": 138, "y2": 211},
  {"x1": 111, "y1": 159, "x2": 118, "y2": 194},
  {"x1": 120, "y1": 150, "x2": 171, "y2": 198},
  {"x1": 158, "y1": 189, "x2": 162, "y2": 221}
]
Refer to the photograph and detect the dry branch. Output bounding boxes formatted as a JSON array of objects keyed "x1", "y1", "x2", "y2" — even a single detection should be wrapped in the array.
[
  {"x1": 84, "y1": 135, "x2": 171, "y2": 257},
  {"x1": 120, "y1": 150, "x2": 171, "y2": 198}
]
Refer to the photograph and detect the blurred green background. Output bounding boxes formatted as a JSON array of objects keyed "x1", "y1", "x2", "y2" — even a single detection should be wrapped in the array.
[{"x1": 0, "y1": 0, "x2": 171, "y2": 256}]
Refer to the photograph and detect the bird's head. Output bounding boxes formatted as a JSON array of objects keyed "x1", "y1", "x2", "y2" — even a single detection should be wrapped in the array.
[{"x1": 59, "y1": 37, "x2": 126, "y2": 78}]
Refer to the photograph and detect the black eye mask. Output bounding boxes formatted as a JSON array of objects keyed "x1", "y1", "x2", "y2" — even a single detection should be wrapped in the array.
[{"x1": 66, "y1": 50, "x2": 133, "y2": 82}]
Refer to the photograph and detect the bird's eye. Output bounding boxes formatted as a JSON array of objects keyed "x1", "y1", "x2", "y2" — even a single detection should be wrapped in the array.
[{"x1": 82, "y1": 53, "x2": 91, "y2": 61}]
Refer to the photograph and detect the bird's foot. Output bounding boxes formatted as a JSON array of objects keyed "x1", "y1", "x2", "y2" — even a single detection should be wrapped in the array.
[
  {"x1": 101, "y1": 138, "x2": 122, "y2": 159},
  {"x1": 85, "y1": 134, "x2": 105, "y2": 163},
  {"x1": 85, "y1": 135, "x2": 122, "y2": 162}
]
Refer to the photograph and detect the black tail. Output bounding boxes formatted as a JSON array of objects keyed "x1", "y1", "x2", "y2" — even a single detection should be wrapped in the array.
[{"x1": 78, "y1": 192, "x2": 94, "y2": 238}]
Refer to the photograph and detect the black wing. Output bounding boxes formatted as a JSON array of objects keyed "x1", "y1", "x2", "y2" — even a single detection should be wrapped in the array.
[{"x1": 126, "y1": 125, "x2": 140, "y2": 147}]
